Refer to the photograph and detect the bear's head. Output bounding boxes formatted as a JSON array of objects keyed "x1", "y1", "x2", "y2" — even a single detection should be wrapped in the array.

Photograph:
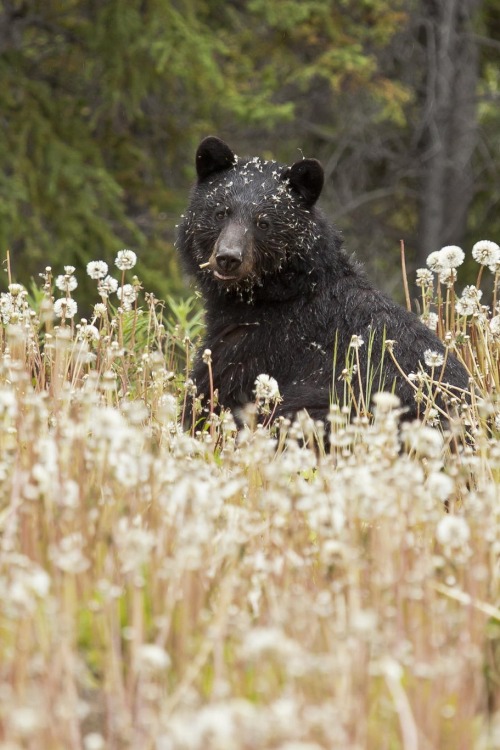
[{"x1": 178, "y1": 137, "x2": 326, "y2": 295}]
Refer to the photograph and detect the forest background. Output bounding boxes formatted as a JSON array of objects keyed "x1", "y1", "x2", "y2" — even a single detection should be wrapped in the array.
[{"x1": 0, "y1": 0, "x2": 499, "y2": 306}]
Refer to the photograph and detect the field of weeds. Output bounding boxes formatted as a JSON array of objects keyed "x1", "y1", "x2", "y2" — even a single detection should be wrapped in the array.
[{"x1": 0, "y1": 244, "x2": 499, "y2": 750}]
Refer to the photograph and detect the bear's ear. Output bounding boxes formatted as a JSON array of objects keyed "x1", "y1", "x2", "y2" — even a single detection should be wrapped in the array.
[
  {"x1": 196, "y1": 136, "x2": 235, "y2": 181},
  {"x1": 284, "y1": 158, "x2": 324, "y2": 206}
]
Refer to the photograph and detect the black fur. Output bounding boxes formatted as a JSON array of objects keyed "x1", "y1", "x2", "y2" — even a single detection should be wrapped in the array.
[{"x1": 177, "y1": 136, "x2": 470, "y2": 427}]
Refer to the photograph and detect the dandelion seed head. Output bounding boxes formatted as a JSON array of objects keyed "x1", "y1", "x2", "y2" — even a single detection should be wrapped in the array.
[
  {"x1": 97, "y1": 275, "x2": 119, "y2": 296},
  {"x1": 116, "y1": 284, "x2": 137, "y2": 310},
  {"x1": 372, "y1": 391, "x2": 401, "y2": 411},
  {"x1": 455, "y1": 285, "x2": 482, "y2": 316},
  {"x1": 427, "y1": 246, "x2": 464, "y2": 273},
  {"x1": 488, "y1": 258, "x2": 500, "y2": 274},
  {"x1": 380, "y1": 657, "x2": 404, "y2": 681},
  {"x1": 3, "y1": 556, "x2": 51, "y2": 617},
  {"x1": 87, "y1": 260, "x2": 109, "y2": 280},
  {"x1": 426, "y1": 472, "x2": 454, "y2": 502},
  {"x1": 53, "y1": 297, "x2": 77, "y2": 319},
  {"x1": 9, "y1": 706, "x2": 42, "y2": 737},
  {"x1": 136, "y1": 644, "x2": 171, "y2": 673},
  {"x1": 115, "y1": 516, "x2": 155, "y2": 573},
  {"x1": 421, "y1": 312, "x2": 438, "y2": 331},
  {"x1": 0, "y1": 387, "x2": 17, "y2": 417},
  {"x1": 404, "y1": 422, "x2": 443, "y2": 457},
  {"x1": 462, "y1": 285, "x2": 482, "y2": 301},
  {"x1": 349, "y1": 334, "x2": 364, "y2": 349},
  {"x1": 8, "y1": 283, "x2": 25, "y2": 296},
  {"x1": 489, "y1": 315, "x2": 500, "y2": 340},
  {"x1": 455, "y1": 298, "x2": 476, "y2": 316},
  {"x1": 79, "y1": 324, "x2": 100, "y2": 342},
  {"x1": 50, "y1": 533, "x2": 89, "y2": 574},
  {"x1": 115, "y1": 249, "x2": 137, "y2": 270},
  {"x1": 241, "y1": 627, "x2": 299, "y2": 661},
  {"x1": 436, "y1": 515, "x2": 470, "y2": 548},
  {"x1": 254, "y1": 374, "x2": 281, "y2": 402},
  {"x1": 424, "y1": 349, "x2": 445, "y2": 368},
  {"x1": 439, "y1": 245, "x2": 465, "y2": 268},
  {"x1": 471, "y1": 240, "x2": 500, "y2": 267},
  {"x1": 426, "y1": 251, "x2": 445, "y2": 273},
  {"x1": 93, "y1": 302, "x2": 107, "y2": 317},
  {"x1": 0, "y1": 293, "x2": 15, "y2": 324},
  {"x1": 416, "y1": 268, "x2": 434, "y2": 287},
  {"x1": 83, "y1": 733, "x2": 106, "y2": 750},
  {"x1": 55, "y1": 274, "x2": 78, "y2": 292},
  {"x1": 438, "y1": 267, "x2": 457, "y2": 285},
  {"x1": 157, "y1": 394, "x2": 178, "y2": 424}
]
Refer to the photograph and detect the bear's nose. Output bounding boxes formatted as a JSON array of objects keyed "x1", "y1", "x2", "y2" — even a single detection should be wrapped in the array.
[{"x1": 215, "y1": 249, "x2": 242, "y2": 274}]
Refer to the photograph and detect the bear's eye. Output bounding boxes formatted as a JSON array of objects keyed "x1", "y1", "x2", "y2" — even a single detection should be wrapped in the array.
[
  {"x1": 214, "y1": 208, "x2": 226, "y2": 221},
  {"x1": 256, "y1": 218, "x2": 269, "y2": 231}
]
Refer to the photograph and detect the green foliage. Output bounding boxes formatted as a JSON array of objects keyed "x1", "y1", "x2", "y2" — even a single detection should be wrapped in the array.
[
  {"x1": 0, "y1": 0, "x2": 297, "y2": 304},
  {"x1": 1, "y1": 0, "x2": 498, "y2": 307}
]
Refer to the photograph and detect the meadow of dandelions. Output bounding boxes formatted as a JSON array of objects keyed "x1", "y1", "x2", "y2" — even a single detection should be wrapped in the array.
[{"x1": 0, "y1": 242, "x2": 499, "y2": 750}]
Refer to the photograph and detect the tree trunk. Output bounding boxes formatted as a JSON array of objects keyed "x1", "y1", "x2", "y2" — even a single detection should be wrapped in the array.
[{"x1": 416, "y1": 0, "x2": 481, "y2": 265}]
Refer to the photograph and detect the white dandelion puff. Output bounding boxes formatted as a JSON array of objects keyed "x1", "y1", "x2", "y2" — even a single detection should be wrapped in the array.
[
  {"x1": 489, "y1": 315, "x2": 500, "y2": 340},
  {"x1": 438, "y1": 267, "x2": 457, "y2": 285},
  {"x1": 53, "y1": 297, "x2": 78, "y2": 319},
  {"x1": 424, "y1": 349, "x2": 445, "y2": 368},
  {"x1": 55, "y1": 274, "x2": 78, "y2": 292},
  {"x1": 98, "y1": 275, "x2": 119, "y2": 296},
  {"x1": 372, "y1": 391, "x2": 400, "y2": 411},
  {"x1": 115, "y1": 249, "x2": 137, "y2": 270},
  {"x1": 426, "y1": 251, "x2": 446, "y2": 273},
  {"x1": 439, "y1": 245, "x2": 465, "y2": 269},
  {"x1": 136, "y1": 644, "x2": 171, "y2": 673},
  {"x1": 8, "y1": 283, "x2": 25, "y2": 296},
  {"x1": 79, "y1": 324, "x2": 100, "y2": 342},
  {"x1": 426, "y1": 472, "x2": 454, "y2": 502},
  {"x1": 455, "y1": 298, "x2": 476, "y2": 316},
  {"x1": 116, "y1": 283, "x2": 137, "y2": 310},
  {"x1": 416, "y1": 268, "x2": 434, "y2": 287},
  {"x1": 421, "y1": 312, "x2": 438, "y2": 331},
  {"x1": 50, "y1": 533, "x2": 89, "y2": 573},
  {"x1": 471, "y1": 240, "x2": 500, "y2": 267},
  {"x1": 93, "y1": 302, "x2": 107, "y2": 317},
  {"x1": 254, "y1": 374, "x2": 281, "y2": 402},
  {"x1": 114, "y1": 516, "x2": 155, "y2": 574},
  {"x1": 87, "y1": 260, "x2": 109, "y2": 280},
  {"x1": 436, "y1": 515, "x2": 470, "y2": 548},
  {"x1": 455, "y1": 285, "x2": 482, "y2": 316},
  {"x1": 83, "y1": 734, "x2": 106, "y2": 750},
  {"x1": 349, "y1": 334, "x2": 364, "y2": 349},
  {"x1": 461, "y1": 285, "x2": 482, "y2": 300},
  {"x1": 404, "y1": 423, "x2": 444, "y2": 457}
]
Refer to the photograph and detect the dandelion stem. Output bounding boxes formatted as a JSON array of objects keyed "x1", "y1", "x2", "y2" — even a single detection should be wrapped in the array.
[
  {"x1": 400, "y1": 240, "x2": 411, "y2": 312},
  {"x1": 354, "y1": 346, "x2": 367, "y2": 416},
  {"x1": 6, "y1": 248, "x2": 12, "y2": 286},
  {"x1": 475, "y1": 264, "x2": 484, "y2": 291}
]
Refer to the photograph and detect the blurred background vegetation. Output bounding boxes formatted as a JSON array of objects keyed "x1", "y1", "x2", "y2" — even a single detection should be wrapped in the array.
[{"x1": 0, "y1": 0, "x2": 499, "y2": 305}]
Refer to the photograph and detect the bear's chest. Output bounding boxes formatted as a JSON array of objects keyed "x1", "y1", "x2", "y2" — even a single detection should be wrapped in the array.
[{"x1": 205, "y1": 322, "x2": 264, "y2": 404}]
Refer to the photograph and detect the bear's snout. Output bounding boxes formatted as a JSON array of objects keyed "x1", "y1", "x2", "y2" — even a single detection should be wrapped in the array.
[{"x1": 211, "y1": 222, "x2": 252, "y2": 281}]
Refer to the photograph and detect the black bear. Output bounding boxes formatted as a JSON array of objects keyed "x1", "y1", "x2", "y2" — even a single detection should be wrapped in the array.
[{"x1": 177, "y1": 136, "x2": 470, "y2": 430}]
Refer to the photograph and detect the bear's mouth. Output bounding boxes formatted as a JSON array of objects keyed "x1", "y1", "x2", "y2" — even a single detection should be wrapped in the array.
[{"x1": 213, "y1": 270, "x2": 240, "y2": 282}]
